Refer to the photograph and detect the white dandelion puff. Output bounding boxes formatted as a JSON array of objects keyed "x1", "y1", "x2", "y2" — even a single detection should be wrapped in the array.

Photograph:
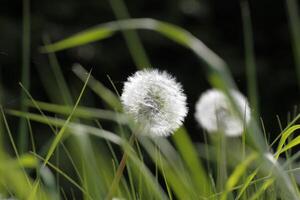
[
  {"x1": 194, "y1": 89, "x2": 251, "y2": 136},
  {"x1": 121, "y1": 69, "x2": 188, "y2": 137}
]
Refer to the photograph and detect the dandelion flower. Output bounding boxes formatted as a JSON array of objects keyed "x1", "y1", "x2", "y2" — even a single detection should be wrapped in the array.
[
  {"x1": 121, "y1": 69, "x2": 188, "y2": 136},
  {"x1": 194, "y1": 89, "x2": 250, "y2": 136}
]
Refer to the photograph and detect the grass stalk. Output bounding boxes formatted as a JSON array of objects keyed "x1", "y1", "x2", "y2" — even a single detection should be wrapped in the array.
[
  {"x1": 18, "y1": 0, "x2": 31, "y2": 153},
  {"x1": 286, "y1": 0, "x2": 300, "y2": 89},
  {"x1": 241, "y1": 0, "x2": 259, "y2": 120}
]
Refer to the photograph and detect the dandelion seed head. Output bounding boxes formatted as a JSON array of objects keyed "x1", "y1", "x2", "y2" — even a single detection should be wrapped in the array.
[
  {"x1": 121, "y1": 69, "x2": 188, "y2": 136},
  {"x1": 194, "y1": 89, "x2": 251, "y2": 136}
]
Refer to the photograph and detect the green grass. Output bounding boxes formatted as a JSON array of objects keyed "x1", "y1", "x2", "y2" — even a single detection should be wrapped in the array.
[
  {"x1": 0, "y1": 0, "x2": 300, "y2": 199},
  {"x1": 18, "y1": 0, "x2": 31, "y2": 154}
]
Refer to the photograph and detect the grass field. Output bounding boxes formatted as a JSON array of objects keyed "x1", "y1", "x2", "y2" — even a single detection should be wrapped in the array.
[{"x1": 1, "y1": 0, "x2": 300, "y2": 199}]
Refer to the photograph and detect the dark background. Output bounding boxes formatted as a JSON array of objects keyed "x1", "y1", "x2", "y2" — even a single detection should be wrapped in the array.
[{"x1": 1, "y1": 0, "x2": 299, "y2": 142}]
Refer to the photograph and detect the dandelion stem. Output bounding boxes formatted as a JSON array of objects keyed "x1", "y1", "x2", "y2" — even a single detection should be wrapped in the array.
[{"x1": 106, "y1": 133, "x2": 136, "y2": 200}]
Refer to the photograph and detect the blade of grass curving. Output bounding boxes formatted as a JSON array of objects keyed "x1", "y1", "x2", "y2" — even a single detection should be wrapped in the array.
[
  {"x1": 275, "y1": 124, "x2": 300, "y2": 159},
  {"x1": 271, "y1": 113, "x2": 300, "y2": 148},
  {"x1": 286, "y1": 0, "x2": 300, "y2": 89},
  {"x1": 18, "y1": 0, "x2": 31, "y2": 153},
  {"x1": 42, "y1": 70, "x2": 91, "y2": 167},
  {"x1": 260, "y1": 155, "x2": 299, "y2": 199},
  {"x1": 109, "y1": 0, "x2": 151, "y2": 68},
  {"x1": 276, "y1": 135, "x2": 300, "y2": 157},
  {"x1": 40, "y1": 29, "x2": 114, "y2": 53},
  {"x1": 221, "y1": 153, "x2": 258, "y2": 200},
  {"x1": 209, "y1": 165, "x2": 300, "y2": 199},
  {"x1": 241, "y1": 0, "x2": 259, "y2": 120}
]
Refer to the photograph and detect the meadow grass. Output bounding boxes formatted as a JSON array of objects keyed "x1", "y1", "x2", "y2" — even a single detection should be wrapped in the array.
[{"x1": 0, "y1": 0, "x2": 300, "y2": 199}]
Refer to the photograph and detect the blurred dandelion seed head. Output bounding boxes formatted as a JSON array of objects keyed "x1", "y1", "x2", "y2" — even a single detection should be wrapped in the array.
[
  {"x1": 264, "y1": 153, "x2": 277, "y2": 165},
  {"x1": 121, "y1": 69, "x2": 188, "y2": 136},
  {"x1": 194, "y1": 89, "x2": 251, "y2": 136},
  {"x1": 112, "y1": 198, "x2": 125, "y2": 200}
]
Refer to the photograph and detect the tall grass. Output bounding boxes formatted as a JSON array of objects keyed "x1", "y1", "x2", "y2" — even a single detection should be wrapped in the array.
[
  {"x1": 18, "y1": 0, "x2": 31, "y2": 153},
  {"x1": 0, "y1": 1, "x2": 300, "y2": 200}
]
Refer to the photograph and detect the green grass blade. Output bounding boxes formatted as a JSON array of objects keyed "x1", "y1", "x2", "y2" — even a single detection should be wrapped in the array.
[
  {"x1": 286, "y1": 0, "x2": 300, "y2": 89},
  {"x1": 277, "y1": 135, "x2": 300, "y2": 156},
  {"x1": 40, "y1": 28, "x2": 114, "y2": 53},
  {"x1": 236, "y1": 168, "x2": 259, "y2": 200},
  {"x1": 27, "y1": 180, "x2": 40, "y2": 200},
  {"x1": 248, "y1": 179, "x2": 274, "y2": 200},
  {"x1": 139, "y1": 137, "x2": 195, "y2": 199},
  {"x1": 172, "y1": 127, "x2": 213, "y2": 197},
  {"x1": 1, "y1": 106, "x2": 21, "y2": 160},
  {"x1": 26, "y1": 100, "x2": 128, "y2": 124},
  {"x1": 33, "y1": 153, "x2": 91, "y2": 199},
  {"x1": 6, "y1": 110, "x2": 122, "y2": 144},
  {"x1": 275, "y1": 124, "x2": 300, "y2": 158},
  {"x1": 159, "y1": 152, "x2": 173, "y2": 200},
  {"x1": 72, "y1": 64, "x2": 122, "y2": 111},
  {"x1": 221, "y1": 153, "x2": 258, "y2": 200},
  {"x1": 109, "y1": 0, "x2": 151, "y2": 68},
  {"x1": 241, "y1": 0, "x2": 259, "y2": 120},
  {"x1": 42, "y1": 70, "x2": 91, "y2": 166},
  {"x1": 43, "y1": 36, "x2": 74, "y2": 105},
  {"x1": 271, "y1": 113, "x2": 300, "y2": 147},
  {"x1": 18, "y1": 0, "x2": 31, "y2": 153}
]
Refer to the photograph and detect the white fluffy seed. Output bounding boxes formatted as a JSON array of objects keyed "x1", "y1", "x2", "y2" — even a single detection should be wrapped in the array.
[
  {"x1": 194, "y1": 89, "x2": 251, "y2": 136},
  {"x1": 121, "y1": 69, "x2": 188, "y2": 137}
]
